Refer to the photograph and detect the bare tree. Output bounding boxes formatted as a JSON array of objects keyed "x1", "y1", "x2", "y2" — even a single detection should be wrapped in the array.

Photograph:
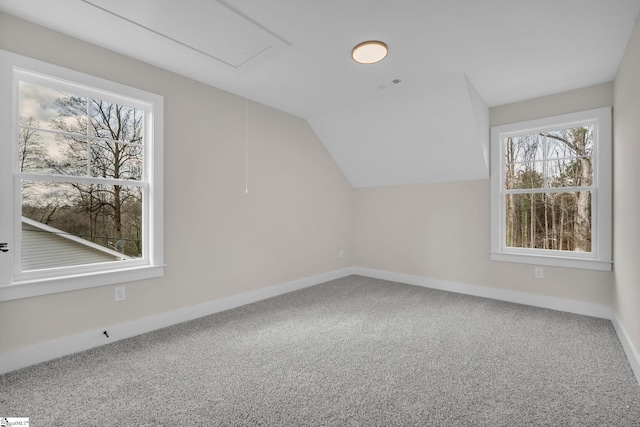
[
  {"x1": 504, "y1": 127, "x2": 592, "y2": 252},
  {"x1": 41, "y1": 96, "x2": 144, "y2": 255},
  {"x1": 541, "y1": 128, "x2": 592, "y2": 252},
  {"x1": 18, "y1": 117, "x2": 46, "y2": 173}
]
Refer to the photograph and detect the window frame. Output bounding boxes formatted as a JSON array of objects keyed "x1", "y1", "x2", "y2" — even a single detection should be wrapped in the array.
[
  {"x1": 0, "y1": 50, "x2": 164, "y2": 301},
  {"x1": 490, "y1": 107, "x2": 612, "y2": 271}
]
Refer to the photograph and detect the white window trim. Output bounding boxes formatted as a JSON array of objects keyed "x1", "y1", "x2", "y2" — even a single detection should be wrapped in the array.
[
  {"x1": 0, "y1": 50, "x2": 165, "y2": 301},
  {"x1": 490, "y1": 107, "x2": 612, "y2": 271}
]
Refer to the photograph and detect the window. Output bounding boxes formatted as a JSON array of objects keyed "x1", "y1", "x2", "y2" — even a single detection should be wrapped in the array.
[
  {"x1": 0, "y1": 50, "x2": 164, "y2": 301},
  {"x1": 490, "y1": 107, "x2": 612, "y2": 271}
]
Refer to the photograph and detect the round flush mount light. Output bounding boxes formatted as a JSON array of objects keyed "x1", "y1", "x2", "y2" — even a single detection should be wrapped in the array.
[{"x1": 351, "y1": 40, "x2": 388, "y2": 64}]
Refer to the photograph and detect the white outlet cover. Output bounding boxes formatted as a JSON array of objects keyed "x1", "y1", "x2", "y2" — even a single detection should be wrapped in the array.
[{"x1": 114, "y1": 286, "x2": 126, "y2": 301}]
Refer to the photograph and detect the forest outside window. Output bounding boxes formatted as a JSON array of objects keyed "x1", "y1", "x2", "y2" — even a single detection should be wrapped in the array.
[
  {"x1": 490, "y1": 107, "x2": 612, "y2": 271},
  {"x1": 0, "y1": 50, "x2": 164, "y2": 300}
]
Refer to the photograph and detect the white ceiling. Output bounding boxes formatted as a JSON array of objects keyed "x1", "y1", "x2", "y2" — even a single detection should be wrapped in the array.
[{"x1": 2, "y1": 0, "x2": 639, "y2": 187}]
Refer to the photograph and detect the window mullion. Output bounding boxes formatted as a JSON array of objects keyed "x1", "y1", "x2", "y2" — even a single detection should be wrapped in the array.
[
  {"x1": 542, "y1": 133, "x2": 548, "y2": 189},
  {"x1": 505, "y1": 186, "x2": 594, "y2": 195},
  {"x1": 86, "y1": 97, "x2": 91, "y2": 177},
  {"x1": 18, "y1": 172, "x2": 143, "y2": 187}
]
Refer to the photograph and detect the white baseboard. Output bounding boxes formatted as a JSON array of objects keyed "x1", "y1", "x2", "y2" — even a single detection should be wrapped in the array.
[
  {"x1": 0, "y1": 267, "x2": 354, "y2": 375},
  {"x1": 353, "y1": 267, "x2": 612, "y2": 319},
  {"x1": 3, "y1": 265, "x2": 638, "y2": 388},
  {"x1": 611, "y1": 314, "x2": 640, "y2": 386},
  {"x1": 353, "y1": 267, "x2": 640, "y2": 386}
]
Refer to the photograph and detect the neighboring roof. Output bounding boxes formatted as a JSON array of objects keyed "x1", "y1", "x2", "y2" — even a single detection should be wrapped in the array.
[{"x1": 22, "y1": 216, "x2": 131, "y2": 271}]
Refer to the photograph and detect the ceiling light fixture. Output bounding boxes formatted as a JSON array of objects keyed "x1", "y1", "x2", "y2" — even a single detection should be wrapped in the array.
[{"x1": 351, "y1": 40, "x2": 388, "y2": 64}]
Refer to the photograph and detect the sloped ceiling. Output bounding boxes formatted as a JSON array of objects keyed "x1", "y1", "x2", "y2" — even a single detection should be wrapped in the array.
[{"x1": 1, "y1": 0, "x2": 639, "y2": 187}]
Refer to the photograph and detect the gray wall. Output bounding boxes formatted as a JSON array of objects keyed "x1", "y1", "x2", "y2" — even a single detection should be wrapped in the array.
[
  {"x1": 613, "y1": 13, "x2": 640, "y2": 362},
  {"x1": 354, "y1": 83, "x2": 614, "y2": 305},
  {"x1": 0, "y1": 12, "x2": 354, "y2": 352},
  {"x1": 1, "y1": 9, "x2": 638, "y2": 367}
]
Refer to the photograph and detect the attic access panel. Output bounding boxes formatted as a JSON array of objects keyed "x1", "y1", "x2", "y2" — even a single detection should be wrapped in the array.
[{"x1": 82, "y1": 0, "x2": 288, "y2": 71}]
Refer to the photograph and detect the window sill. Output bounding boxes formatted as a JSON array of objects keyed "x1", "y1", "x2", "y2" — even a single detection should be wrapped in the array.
[
  {"x1": 0, "y1": 264, "x2": 165, "y2": 301},
  {"x1": 490, "y1": 252, "x2": 612, "y2": 271}
]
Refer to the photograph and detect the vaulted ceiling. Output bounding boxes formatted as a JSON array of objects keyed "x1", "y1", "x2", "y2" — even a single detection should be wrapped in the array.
[{"x1": 2, "y1": 0, "x2": 639, "y2": 187}]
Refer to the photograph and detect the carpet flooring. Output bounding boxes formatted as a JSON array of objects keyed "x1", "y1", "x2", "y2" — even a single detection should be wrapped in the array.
[{"x1": 2, "y1": 275, "x2": 640, "y2": 426}]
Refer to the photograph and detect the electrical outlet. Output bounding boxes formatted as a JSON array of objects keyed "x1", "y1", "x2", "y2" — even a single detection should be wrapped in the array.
[
  {"x1": 114, "y1": 286, "x2": 126, "y2": 301},
  {"x1": 339, "y1": 249, "x2": 344, "y2": 258},
  {"x1": 534, "y1": 266, "x2": 544, "y2": 279}
]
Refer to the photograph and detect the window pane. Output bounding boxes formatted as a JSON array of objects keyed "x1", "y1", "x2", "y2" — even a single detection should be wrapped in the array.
[
  {"x1": 505, "y1": 126, "x2": 594, "y2": 189},
  {"x1": 505, "y1": 162, "x2": 544, "y2": 189},
  {"x1": 21, "y1": 180, "x2": 143, "y2": 271},
  {"x1": 19, "y1": 128, "x2": 88, "y2": 176},
  {"x1": 19, "y1": 81, "x2": 87, "y2": 135},
  {"x1": 505, "y1": 192, "x2": 591, "y2": 252},
  {"x1": 545, "y1": 137, "x2": 575, "y2": 160},
  {"x1": 18, "y1": 124, "x2": 51, "y2": 173},
  {"x1": 546, "y1": 158, "x2": 593, "y2": 188},
  {"x1": 505, "y1": 134, "x2": 544, "y2": 164},
  {"x1": 18, "y1": 84, "x2": 146, "y2": 180},
  {"x1": 542, "y1": 126, "x2": 593, "y2": 160},
  {"x1": 90, "y1": 139, "x2": 143, "y2": 180},
  {"x1": 90, "y1": 100, "x2": 144, "y2": 144}
]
